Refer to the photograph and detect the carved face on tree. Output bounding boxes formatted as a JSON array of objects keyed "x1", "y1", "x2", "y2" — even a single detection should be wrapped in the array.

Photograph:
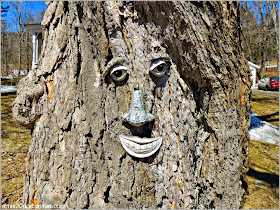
[
  {"x1": 102, "y1": 50, "x2": 175, "y2": 158},
  {"x1": 86, "y1": 3, "x2": 197, "y2": 161}
]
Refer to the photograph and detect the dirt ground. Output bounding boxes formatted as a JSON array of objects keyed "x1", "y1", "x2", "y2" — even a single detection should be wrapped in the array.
[{"x1": 1, "y1": 93, "x2": 279, "y2": 208}]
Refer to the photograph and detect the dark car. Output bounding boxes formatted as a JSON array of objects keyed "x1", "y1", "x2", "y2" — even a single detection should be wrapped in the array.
[{"x1": 268, "y1": 76, "x2": 279, "y2": 90}]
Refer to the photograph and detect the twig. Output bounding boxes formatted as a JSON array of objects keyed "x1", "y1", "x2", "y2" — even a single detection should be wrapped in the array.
[{"x1": 267, "y1": 195, "x2": 278, "y2": 205}]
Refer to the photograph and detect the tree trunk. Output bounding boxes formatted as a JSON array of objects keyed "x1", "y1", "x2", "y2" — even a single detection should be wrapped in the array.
[
  {"x1": 12, "y1": 1, "x2": 251, "y2": 209},
  {"x1": 26, "y1": 31, "x2": 31, "y2": 73},
  {"x1": 271, "y1": 2, "x2": 279, "y2": 62},
  {"x1": 257, "y1": 2, "x2": 267, "y2": 78},
  {"x1": 19, "y1": 32, "x2": 22, "y2": 71}
]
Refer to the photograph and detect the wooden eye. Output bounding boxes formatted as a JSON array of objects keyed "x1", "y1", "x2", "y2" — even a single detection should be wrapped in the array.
[
  {"x1": 150, "y1": 59, "x2": 168, "y2": 77},
  {"x1": 110, "y1": 65, "x2": 128, "y2": 81}
]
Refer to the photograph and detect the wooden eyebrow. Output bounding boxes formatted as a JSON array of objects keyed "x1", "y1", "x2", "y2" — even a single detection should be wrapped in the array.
[
  {"x1": 102, "y1": 57, "x2": 125, "y2": 77},
  {"x1": 146, "y1": 53, "x2": 170, "y2": 61}
]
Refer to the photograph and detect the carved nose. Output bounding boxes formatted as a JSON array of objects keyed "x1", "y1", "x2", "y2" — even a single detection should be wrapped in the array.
[{"x1": 121, "y1": 90, "x2": 154, "y2": 127}]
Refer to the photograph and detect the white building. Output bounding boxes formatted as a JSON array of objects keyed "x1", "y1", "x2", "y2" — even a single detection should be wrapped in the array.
[
  {"x1": 24, "y1": 23, "x2": 43, "y2": 69},
  {"x1": 248, "y1": 61, "x2": 260, "y2": 89}
]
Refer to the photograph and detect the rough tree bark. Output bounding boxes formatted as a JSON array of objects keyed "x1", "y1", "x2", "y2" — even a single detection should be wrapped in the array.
[{"x1": 12, "y1": 1, "x2": 251, "y2": 209}]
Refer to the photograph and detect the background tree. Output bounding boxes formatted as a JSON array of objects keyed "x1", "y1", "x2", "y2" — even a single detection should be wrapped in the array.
[
  {"x1": 271, "y1": 1, "x2": 279, "y2": 54},
  {"x1": 240, "y1": 1, "x2": 279, "y2": 79},
  {"x1": 240, "y1": 1, "x2": 256, "y2": 62},
  {"x1": 1, "y1": 5, "x2": 12, "y2": 76},
  {"x1": 12, "y1": 1, "x2": 251, "y2": 209},
  {"x1": 8, "y1": 1, "x2": 33, "y2": 72},
  {"x1": 1, "y1": 4, "x2": 11, "y2": 76},
  {"x1": 32, "y1": 7, "x2": 46, "y2": 23}
]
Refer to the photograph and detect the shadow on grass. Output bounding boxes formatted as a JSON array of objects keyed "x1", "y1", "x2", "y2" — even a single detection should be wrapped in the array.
[
  {"x1": 258, "y1": 112, "x2": 279, "y2": 123},
  {"x1": 247, "y1": 167, "x2": 279, "y2": 188},
  {"x1": 251, "y1": 97, "x2": 278, "y2": 102}
]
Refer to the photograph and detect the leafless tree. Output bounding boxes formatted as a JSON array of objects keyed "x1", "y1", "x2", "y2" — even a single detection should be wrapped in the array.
[
  {"x1": 240, "y1": 1, "x2": 279, "y2": 79},
  {"x1": 8, "y1": 2, "x2": 33, "y2": 71},
  {"x1": 1, "y1": 4, "x2": 11, "y2": 76}
]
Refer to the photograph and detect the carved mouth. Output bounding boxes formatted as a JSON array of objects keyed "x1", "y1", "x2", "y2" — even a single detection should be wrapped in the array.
[{"x1": 119, "y1": 135, "x2": 162, "y2": 158}]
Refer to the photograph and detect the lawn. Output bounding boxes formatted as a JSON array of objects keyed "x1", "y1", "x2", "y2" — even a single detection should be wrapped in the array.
[
  {"x1": 242, "y1": 93, "x2": 279, "y2": 209},
  {"x1": 1, "y1": 93, "x2": 279, "y2": 208},
  {"x1": 242, "y1": 140, "x2": 279, "y2": 209},
  {"x1": 1, "y1": 94, "x2": 30, "y2": 205},
  {"x1": 251, "y1": 94, "x2": 279, "y2": 127}
]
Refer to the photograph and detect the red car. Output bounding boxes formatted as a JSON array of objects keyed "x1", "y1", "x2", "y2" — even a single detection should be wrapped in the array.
[{"x1": 268, "y1": 76, "x2": 279, "y2": 90}]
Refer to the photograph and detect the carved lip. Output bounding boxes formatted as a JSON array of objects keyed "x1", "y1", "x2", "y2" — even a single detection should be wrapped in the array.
[{"x1": 119, "y1": 135, "x2": 162, "y2": 158}]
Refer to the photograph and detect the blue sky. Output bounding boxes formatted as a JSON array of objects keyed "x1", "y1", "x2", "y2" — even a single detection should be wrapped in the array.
[
  {"x1": 1, "y1": 1, "x2": 48, "y2": 32},
  {"x1": 1, "y1": 1, "x2": 47, "y2": 16}
]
